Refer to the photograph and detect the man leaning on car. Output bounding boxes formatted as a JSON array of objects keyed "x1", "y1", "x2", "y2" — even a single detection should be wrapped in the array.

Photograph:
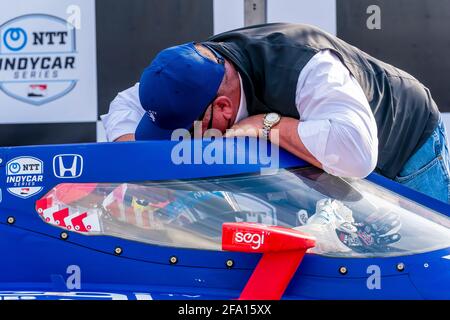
[{"x1": 102, "y1": 23, "x2": 450, "y2": 203}]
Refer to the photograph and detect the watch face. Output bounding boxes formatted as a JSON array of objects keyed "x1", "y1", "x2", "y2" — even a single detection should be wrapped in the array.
[{"x1": 266, "y1": 113, "x2": 280, "y2": 123}]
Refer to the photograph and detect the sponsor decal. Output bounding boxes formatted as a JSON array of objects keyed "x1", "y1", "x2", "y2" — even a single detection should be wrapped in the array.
[
  {"x1": 357, "y1": 230, "x2": 374, "y2": 246},
  {"x1": 147, "y1": 110, "x2": 157, "y2": 122},
  {"x1": 0, "y1": 14, "x2": 78, "y2": 105},
  {"x1": 234, "y1": 231, "x2": 265, "y2": 250},
  {"x1": 297, "y1": 209, "x2": 309, "y2": 225},
  {"x1": 53, "y1": 154, "x2": 83, "y2": 178},
  {"x1": 6, "y1": 156, "x2": 44, "y2": 198},
  {"x1": 28, "y1": 84, "x2": 47, "y2": 97}
]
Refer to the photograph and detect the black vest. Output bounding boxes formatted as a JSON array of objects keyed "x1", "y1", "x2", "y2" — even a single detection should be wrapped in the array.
[{"x1": 205, "y1": 23, "x2": 440, "y2": 179}]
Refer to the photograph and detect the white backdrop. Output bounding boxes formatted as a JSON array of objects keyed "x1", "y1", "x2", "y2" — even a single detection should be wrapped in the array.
[
  {"x1": 267, "y1": 0, "x2": 336, "y2": 34},
  {"x1": 213, "y1": 0, "x2": 336, "y2": 35},
  {"x1": 0, "y1": 0, "x2": 97, "y2": 124}
]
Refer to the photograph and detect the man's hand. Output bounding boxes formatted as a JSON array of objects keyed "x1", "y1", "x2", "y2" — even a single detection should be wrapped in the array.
[{"x1": 225, "y1": 114, "x2": 265, "y2": 138}]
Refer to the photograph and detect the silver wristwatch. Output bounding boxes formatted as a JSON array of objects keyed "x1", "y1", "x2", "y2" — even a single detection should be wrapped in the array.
[{"x1": 262, "y1": 113, "x2": 281, "y2": 140}]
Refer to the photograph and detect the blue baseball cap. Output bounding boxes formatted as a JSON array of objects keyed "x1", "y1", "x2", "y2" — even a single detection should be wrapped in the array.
[{"x1": 135, "y1": 42, "x2": 225, "y2": 140}]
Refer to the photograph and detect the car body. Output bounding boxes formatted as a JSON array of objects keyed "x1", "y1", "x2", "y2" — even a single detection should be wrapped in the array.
[{"x1": 0, "y1": 139, "x2": 449, "y2": 300}]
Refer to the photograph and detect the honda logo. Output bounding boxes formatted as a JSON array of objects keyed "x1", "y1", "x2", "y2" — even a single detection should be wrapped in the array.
[{"x1": 53, "y1": 154, "x2": 83, "y2": 178}]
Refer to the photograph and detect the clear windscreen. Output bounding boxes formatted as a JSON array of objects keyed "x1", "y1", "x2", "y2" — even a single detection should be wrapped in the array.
[{"x1": 36, "y1": 167, "x2": 450, "y2": 258}]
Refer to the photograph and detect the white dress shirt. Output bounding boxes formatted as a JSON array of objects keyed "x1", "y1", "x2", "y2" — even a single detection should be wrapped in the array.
[{"x1": 101, "y1": 50, "x2": 378, "y2": 178}]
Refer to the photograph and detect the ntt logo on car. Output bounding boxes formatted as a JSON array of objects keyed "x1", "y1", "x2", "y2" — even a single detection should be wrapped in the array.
[{"x1": 234, "y1": 231, "x2": 265, "y2": 250}]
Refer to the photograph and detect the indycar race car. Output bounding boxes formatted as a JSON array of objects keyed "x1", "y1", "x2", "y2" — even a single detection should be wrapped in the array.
[{"x1": 0, "y1": 138, "x2": 449, "y2": 300}]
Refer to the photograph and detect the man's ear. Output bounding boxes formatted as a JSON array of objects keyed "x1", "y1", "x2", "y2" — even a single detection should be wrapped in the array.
[{"x1": 214, "y1": 95, "x2": 233, "y2": 120}]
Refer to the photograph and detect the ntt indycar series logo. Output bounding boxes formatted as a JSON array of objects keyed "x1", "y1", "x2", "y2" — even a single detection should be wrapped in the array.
[
  {"x1": 6, "y1": 156, "x2": 44, "y2": 199},
  {"x1": 0, "y1": 14, "x2": 77, "y2": 105}
]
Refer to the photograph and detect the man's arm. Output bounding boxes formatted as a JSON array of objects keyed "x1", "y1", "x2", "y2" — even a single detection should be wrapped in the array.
[
  {"x1": 293, "y1": 50, "x2": 378, "y2": 178},
  {"x1": 273, "y1": 116, "x2": 378, "y2": 178},
  {"x1": 271, "y1": 117, "x2": 323, "y2": 169},
  {"x1": 224, "y1": 115, "x2": 322, "y2": 168},
  {"x1": 114, "y1": 133, "x2": 136, "y2": 142},
  {"x1": 228, "y1": 50, "x2": 378, "y2": 179},
  {"x1": 100, "y1": 83, "x2": 145, "y2": 142},
  {"x1": 227, "y1": 112, "x2": 376, "y2": 178}
]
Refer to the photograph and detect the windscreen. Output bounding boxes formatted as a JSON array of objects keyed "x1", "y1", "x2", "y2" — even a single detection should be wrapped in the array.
[{"x1": 36, "y1": 167, "x2": 450, "y2": 258}]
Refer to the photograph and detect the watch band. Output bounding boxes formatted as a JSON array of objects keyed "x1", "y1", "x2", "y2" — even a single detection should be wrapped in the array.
[
  {"x1": 262, "y1": 113, "x2": 281, "y2": 140},
  {"x1": 262, "y1": 124, "x2": 271, "y2": 140}
]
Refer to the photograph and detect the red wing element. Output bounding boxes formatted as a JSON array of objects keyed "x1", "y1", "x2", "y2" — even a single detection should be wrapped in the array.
[{"x1": 222, "y1": 222, "x2": 316, "y2": 300}]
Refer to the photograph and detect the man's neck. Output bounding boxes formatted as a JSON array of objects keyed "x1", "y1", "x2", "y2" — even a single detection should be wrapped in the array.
[{"x1": 234, "y1": 73, "x2": 248, "y2": 124}]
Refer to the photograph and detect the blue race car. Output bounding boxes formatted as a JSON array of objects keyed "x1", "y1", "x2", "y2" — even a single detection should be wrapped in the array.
[{"x1": 0, "y1": 139, "x2": 449, "y2": 300}]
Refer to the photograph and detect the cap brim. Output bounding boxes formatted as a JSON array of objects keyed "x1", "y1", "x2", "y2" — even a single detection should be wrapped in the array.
[{"x1": 135, "y1": 113, "x2": 176, "y2": 140}]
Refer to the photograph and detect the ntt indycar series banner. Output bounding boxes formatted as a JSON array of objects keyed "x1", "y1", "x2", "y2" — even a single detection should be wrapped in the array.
[
  {"x1": 0, "y1": 0, "x2": 97, "y2": 124},
  {"x1": 0, "y1": 14, "x2": 77, "y2": 105}
]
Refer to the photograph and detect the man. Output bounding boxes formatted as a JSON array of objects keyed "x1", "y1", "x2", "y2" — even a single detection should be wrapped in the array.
[{"x1": 102, "y1": 23, "x2": 450, "y2": 203}]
